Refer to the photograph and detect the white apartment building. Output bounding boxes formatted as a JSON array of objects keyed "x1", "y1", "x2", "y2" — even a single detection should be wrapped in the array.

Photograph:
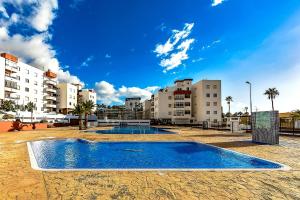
[
  {"x1": 44, "y1": 70, "x2": 58, "y2": 113},
  {"x1": 125, "y1": 97, "x2": 141, "y2": 111},
  {"x1": 0, "y1": 53, "x2": 47, "y2": 113},
  {"x1": 78, "y1": 89, "x2": 97, "y2": 111},
  {"x1": 151, "y1": 79, "x2": 221, "y2": 125},
  {"x1": 153, "y1": 79, "x2": 192, "y2": 124},
  {"x1": 57, "y1": 83, "x2": 78, "y2": 114}
]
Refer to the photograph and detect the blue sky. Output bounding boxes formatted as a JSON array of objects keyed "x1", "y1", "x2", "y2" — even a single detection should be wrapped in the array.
[{"x1": 0, "y1": 0, "x2": 300, "y2": 112}]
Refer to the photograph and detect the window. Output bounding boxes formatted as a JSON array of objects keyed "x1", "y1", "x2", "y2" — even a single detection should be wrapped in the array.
[
  {"x1": 25, "y1": 96, "x2": 29, "y2": 101},
  {"x1": 206, "y1": 93, "x2": 210, "y2": 98},
  {"x1": 206, "y1": 102, "x2": 210, "y2": 106},
  {"x1": 186, "y1": 87, "x2": 190, "y2": 91},
  {"x1": 168, "y1": 96, "x2": 172, "y2": 100},
  {"x1": 206, "y1": 111, "x2": 210, "y2": 114},
  {"x1": 185, "y1": 110, "x2": 191, "y2": 114},
  {"x1": 213, "y1": 119, "x2": 218, "y2": 123},
  {"x1": 16, "y1": 76, "x2": 20, "y2": 80},
  {"x1": 34, "y1": 89, "x2": 37, "y2": 94},
  {"x1": 34, "y1": 72, "x2": 38, "y2": 77},
  {"x1": 168, "y1": 104, "x2": 172, "y2": 108},
  {"x1": 26, "y1": 69, "x2": 29, "y2": 74},
  {"x1": 206, "y1": 85, "x2": 210, "y2": 89},
  {"x1": 168, "y1": 111, "x2": 172, "y2": 115},
  {"x1": 69, "y1": 102, "x2": 72, "y2": 106},
  {"x1": 174, "y1": 102, "x2": 184, "y2": 108},
  {"x1": 185, "y1": 102, "x2": 190, "y2": 106},
  {"x1": 34, "y1": 98, "x2": 37, "y2": 102},
  {"x1": 25, "y1": 87, "x2": 29, "y2": 92},
  {"x1": 214, "y1": 111, "x2": 218, "y2": 114},
  {"x1": 213, "y1": 102, "x2": 217, "y2": 106},
  {"x1": 34, "y1": 81, "x2": 38, "y2": 86},
  {"x1": 213, "y1": 93, "x2": 218, "y2": 97},
  {"x1": 25, "y1": 78, "x2": 29, "y2": 83},
  {"x1": 213, "y1": 85, "x2": 217, "y2": 89},
  {"x1": 185, "y1": 94, "x2": 191, "y2": 98}
]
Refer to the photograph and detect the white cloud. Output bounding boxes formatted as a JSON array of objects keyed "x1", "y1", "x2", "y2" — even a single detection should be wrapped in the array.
[
  {"x1": 160, "y1": 38, "x2": 195, "y2": 72},
  {"x1": 0, "y1": 32, "x2": 59, "y2": 72},
  {"x1": 154, "y1": 23, "x2": 195, "y2": 72},
  {"x1": 80, "y1": 55, "x2": 94, "y2": 67},
  {"x1": 154, "y1": 23, "x2": 194, "y2": 56},
  {"x1": 95, "y1": 81, "x2": 159, "y2": 105},
  {"x1": 30, "y1": 0, "x2": 58, "y2": 32},
  {"x1": 212, "y1": 0, "x2": 225, "y2": 7},
  {"x1": 57, "y1": 69, "x2": 84, "y2": 86},
  {"x1": 105, "y1": 53, "x2": 111, "y2": 58},
  {"x1": 0, "y1": 0, "x2": 83, "y2": 85}
]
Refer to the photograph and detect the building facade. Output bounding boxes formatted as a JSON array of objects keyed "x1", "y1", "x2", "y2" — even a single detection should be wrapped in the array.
[
  {"x1": 0, "y1": 53, "x2": 56, "y2": 113},
  {"x1": 151, "y1": 79, "x2": 222, "y2": 125},
  {"x1": 57, "y1": 83, "x2": 78, "y2": 114},
  {"x1": 125, "y1": 97, "x2": 141, "y2": 111},
  {"x1": 78, "y1": 89, "x2": 97, "y2": 111}
]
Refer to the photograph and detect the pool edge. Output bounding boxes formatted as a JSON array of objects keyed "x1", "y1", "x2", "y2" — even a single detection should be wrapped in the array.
[{"x1": 26, "y1": 139, "x2": 291, "y2": 172}]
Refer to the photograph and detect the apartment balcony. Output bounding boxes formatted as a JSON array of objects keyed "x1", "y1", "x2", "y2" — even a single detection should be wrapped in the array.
[
  {"x1": 45, "y1": 95, "x2": 56, "y2": 101},
  {"x1": 4, "y1": 81, "x2": 19, "y2": 93},
  {"x1": 45, "y1": 88, "x2": 57, "y2": 93},
  {"x1": 5, "y1": 64, "x2": 18, "y2": 73},
  {"x1": 45, "y1": 79, "x2": 57, "y2": 86},
  {"x1": 5, "y1": 95, "x2": 20, "y2": 100},
  {"x1": 46, "y1": 104, "x2": 57, "y2": 108},
  {"x1": 5, "y1": 74, "x2": 18, "y2": 81}
]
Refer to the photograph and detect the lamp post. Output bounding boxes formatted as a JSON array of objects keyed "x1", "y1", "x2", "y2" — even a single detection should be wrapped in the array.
[{"x1": 246, "y1": 81, "x2": 253, "y2": 130}]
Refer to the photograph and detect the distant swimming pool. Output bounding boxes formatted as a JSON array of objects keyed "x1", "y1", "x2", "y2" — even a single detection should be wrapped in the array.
[
  {"x1": 27, "y1": 139, "x2": 285, "y2": 170},
  {"x1": 88, "y1": 126, "x2": 174, "y2": 134}
]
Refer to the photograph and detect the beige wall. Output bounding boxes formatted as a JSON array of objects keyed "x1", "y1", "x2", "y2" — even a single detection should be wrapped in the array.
[
  {"x1": 79, "y1": 89, "x2": 97, "y2": 111},
  {"x1": 192, "y1": 80, "x2": 222, "y2": 123},
  {"x1": 57, "y1": 83, "x2": 78, "y2": 110}
]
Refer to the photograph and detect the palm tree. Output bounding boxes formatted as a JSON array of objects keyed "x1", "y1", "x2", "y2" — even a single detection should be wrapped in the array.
[
  {"x1": 264, "y1": 88, "x2": 279, "y2": 111},
  {"x1": 244, "y1": 107, "x2": 248, "y2": 113},
  {"x1": 82, "y1": 100, "x2": 95, "y2": 129},
  {"x1": 25, "y1": 102, "x2": 36, "y2": 123},
  {"x1": 291, "y1": 109, "x2": 300, "y2": 119},
  {"x1": 225, "y1": 96, "x2": 233, "y2": 114},
  {"x1": 73, "y1": 104, "x2": 85, "y2": 130},
  {"x1": 1, "y1": 100, "x2": 15, "y2": 112}
]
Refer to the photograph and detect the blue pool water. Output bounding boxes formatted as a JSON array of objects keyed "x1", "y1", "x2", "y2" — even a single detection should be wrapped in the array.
[
  {"x1": 28, "y1": 139, "x2": 283, "y2": 170},
  {"x1": 89, "y1": 126, "x2": 174, "y2": 134}
]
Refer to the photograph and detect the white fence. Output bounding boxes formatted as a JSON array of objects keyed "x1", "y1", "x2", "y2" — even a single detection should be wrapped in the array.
[{"x1": 98, "y1": 120, "x2": 150, "y2": 126}]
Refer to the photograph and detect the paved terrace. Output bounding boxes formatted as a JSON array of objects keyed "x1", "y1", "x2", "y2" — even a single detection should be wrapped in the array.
[{"x1": 0, "y1": 127, "x2": 299, "y2": 200}]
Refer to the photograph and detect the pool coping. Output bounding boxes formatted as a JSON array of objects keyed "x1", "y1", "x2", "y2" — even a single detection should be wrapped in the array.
[{"x1": 27, "y1": 139, "x2": 291, "y2": 172}]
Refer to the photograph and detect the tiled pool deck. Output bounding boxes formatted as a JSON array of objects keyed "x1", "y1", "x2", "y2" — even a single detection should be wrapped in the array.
[{"x1": 0, "y1": 127, "x2": 299, "y2": 199}]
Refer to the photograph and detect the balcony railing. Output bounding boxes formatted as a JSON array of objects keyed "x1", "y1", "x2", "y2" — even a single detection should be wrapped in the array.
[
  {"x1": 45, "y1": 95, "x2": 56, "y2": 101},
  {"x1": 45, "y1": 88, "x2": 57, "y2": 93},
  {"x1": 45, "y1": 79, "x2": 57, "y2": 85}
]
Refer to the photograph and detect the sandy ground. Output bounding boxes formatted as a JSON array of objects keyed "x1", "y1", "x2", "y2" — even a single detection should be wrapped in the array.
[{"x1": 0, "y1": 126, "x2": 299, "y2": 200}]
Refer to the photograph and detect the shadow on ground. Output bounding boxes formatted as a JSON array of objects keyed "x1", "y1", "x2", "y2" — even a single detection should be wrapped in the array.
[
  {"x1": 186, "y1": 134, "x2": 248, "y2": 138},
  {"x1": 207, "y1": 140, "x2": 262, "y2": 148}
]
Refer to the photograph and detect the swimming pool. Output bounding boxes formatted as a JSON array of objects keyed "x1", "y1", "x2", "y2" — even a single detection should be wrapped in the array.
[
  {"x1": 88, "y1": 126, "x2": 174, "y2": 134},
  {"x1": 27, "y1": 139, "x2": 286, "y2": 171}
]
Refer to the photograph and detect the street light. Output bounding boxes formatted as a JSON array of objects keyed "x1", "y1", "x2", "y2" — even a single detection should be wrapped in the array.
[{"x1": 246, "y1": 81, "x2": 253, "y2": 130}]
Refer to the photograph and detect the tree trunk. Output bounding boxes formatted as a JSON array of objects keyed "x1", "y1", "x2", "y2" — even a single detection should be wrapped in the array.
[
  {"x1": 79, "y1": 114, "x2": 82, "y2": 130},
  {"x1": 31, "y1": 112, "x2": 33, "y2": 123},
  {"x1": 271, "y1": 99, "x2": 274, "y2": 111},
  {"x1": 228, "y1": 103, "x2": 231, "y2": 114},
  {"x1": 85, "y1": 113, "x2": 88, "y2": 129}
]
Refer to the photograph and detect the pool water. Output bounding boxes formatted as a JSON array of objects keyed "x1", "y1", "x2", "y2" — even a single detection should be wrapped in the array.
[
  {"x1": 28, "y1": 139, "x2": 283, "y2": 170},
  {"x1": 89, "y1": 126, "x2": 174, "y2": 134}
]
